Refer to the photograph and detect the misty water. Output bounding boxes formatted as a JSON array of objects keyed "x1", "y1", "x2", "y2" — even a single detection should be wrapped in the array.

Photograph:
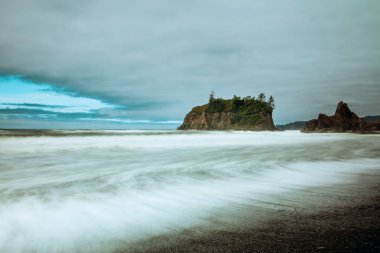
[{"x1": 0, "y1": 130, "x2": 379, "y2": 253}]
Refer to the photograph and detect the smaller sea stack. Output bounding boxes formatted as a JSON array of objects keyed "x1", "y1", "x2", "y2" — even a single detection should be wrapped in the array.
[{"x1": 302, "y1": 101, "x2": 369, "y2": 133}]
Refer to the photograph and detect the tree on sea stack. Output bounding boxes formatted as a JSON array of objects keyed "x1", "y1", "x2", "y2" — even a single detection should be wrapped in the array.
[
  {"x1": 209, "y1": 90, "x2": 215, "y2": 101},
  {"x1": 268, "y1": 95, "x2": 275, "y2": 109},
  {"x1": 258, "y1": 93, "x2": 266, "y2": 102}
]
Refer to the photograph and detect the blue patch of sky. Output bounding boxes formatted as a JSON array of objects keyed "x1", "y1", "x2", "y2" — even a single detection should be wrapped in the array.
[
  {"x1": 0, "y1": 76, "x2": 182, "y2": 128},
  {"x1": 0, "y1": 76, "x2": 116, "y2": 113}
]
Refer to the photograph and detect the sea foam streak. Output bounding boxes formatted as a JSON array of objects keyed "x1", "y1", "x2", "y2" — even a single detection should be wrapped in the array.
[{"x1": 0, "y1": 131, "x2": 379, "y2": 252}]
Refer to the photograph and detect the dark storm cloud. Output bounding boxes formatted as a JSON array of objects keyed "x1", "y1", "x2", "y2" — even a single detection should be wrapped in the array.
[
  {"x1": 0, "y1": 108, "x2": 94, "y2": 119},
  {"x1": 0, "y1": 0, "x2": 379, "y2": 123},
  {"x1": 0, "y1": 108, "x2": 57, "y2": 115},
  {"x1": 1, "y1": 103, "x2": 68, "y2": 108}
]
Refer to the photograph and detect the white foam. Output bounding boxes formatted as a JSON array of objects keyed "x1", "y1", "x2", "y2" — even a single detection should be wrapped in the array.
[{"x1": 0, "y1": 131, "x2": 379, "y2": 252}]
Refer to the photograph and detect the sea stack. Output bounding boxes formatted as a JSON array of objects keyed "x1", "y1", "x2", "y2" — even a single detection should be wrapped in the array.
[
  {"x1": 302, "y1": 101, "x2": 368, "y2": 133},
  {"x1": 178, "y1": 94, "x2": 276, "y2": 131}
]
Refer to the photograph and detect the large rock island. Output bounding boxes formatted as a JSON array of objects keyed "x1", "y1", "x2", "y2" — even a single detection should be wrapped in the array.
[
  {"x1": 178, "y1": 94, "x2": 276, "y2": 130},
  {"x1": 302, "y1": 101, "x2": 377, "y2": 133}
]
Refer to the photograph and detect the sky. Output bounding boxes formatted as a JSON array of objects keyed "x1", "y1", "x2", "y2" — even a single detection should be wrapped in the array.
[{"x1": 0, "y1": 0, "x2": 379, "y2": 129}]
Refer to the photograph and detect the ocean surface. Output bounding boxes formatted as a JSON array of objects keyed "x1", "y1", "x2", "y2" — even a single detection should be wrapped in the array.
[{"x1": 0, "y1": 130, "x2": 379, "y2": 253}]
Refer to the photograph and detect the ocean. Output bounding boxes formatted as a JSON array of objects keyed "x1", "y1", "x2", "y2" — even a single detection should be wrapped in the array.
[{"x1": 0, "y1": 130, "x2": 379, "y2": 252}]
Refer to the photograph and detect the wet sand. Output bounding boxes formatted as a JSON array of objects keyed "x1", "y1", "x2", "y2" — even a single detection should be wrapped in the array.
[{"x1": 118, "y1": 184, "x2": 380, "y2": 253}]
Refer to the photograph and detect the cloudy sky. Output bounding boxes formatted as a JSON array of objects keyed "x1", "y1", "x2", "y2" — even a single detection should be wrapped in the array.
[{"x1": 0, "y1": 0, "x2": 379, "y2": 129}]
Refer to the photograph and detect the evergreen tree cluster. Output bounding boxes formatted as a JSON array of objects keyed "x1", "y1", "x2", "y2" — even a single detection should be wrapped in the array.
[
  {"x1": 208, "y1": 93, "x2": 274, "y2": 112},
  {"x1": 206, "y1": 92, "x2": 275, "y2": 125}
]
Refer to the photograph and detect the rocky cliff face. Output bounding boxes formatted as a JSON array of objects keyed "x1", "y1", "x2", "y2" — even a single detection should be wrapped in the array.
[
  {"x1": 302, "y1": 101, "x2": 370, "y2": 133},
  {"x1": 178, "y1": 109, "x2": 275, "y2": 130}
]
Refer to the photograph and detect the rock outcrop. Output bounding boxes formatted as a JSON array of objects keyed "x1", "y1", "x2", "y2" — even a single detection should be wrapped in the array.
[
  {"x1": 178, "y1": 96, "x2": 276, "y2": 131},
  {"x1": 179, "y1": 110, "x2": 275, "y2": 130},
  {"x1": 302, "y1": 101, "x2": 370, "y2": 133}
]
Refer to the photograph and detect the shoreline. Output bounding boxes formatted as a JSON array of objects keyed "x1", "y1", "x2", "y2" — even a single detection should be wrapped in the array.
[{"x1": 117, "y1": 183, "x2": 380, "y2": 253}]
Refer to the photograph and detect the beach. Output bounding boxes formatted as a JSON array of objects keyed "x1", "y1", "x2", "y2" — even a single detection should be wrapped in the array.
[
  {"x1": 0, "y1": 130, "x2": 379, "y2": 252},
  {"x1": 120, "y1": 183, "x2": 380, "y2": 252}
]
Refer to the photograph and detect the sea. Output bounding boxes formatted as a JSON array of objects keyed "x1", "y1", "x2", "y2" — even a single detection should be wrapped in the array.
[{"x1": 0, "y1": 130, "x2": 379, "y2": 252}]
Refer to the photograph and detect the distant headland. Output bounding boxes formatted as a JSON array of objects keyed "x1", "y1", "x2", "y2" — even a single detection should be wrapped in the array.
[{"x1": 178, "y1": 92, "x2": 275, "y2": 131}]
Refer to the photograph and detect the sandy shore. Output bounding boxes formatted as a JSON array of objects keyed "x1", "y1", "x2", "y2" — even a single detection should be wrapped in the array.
[{"x1": 117, "y1": 183, "x2": 380, "y2": 253}]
